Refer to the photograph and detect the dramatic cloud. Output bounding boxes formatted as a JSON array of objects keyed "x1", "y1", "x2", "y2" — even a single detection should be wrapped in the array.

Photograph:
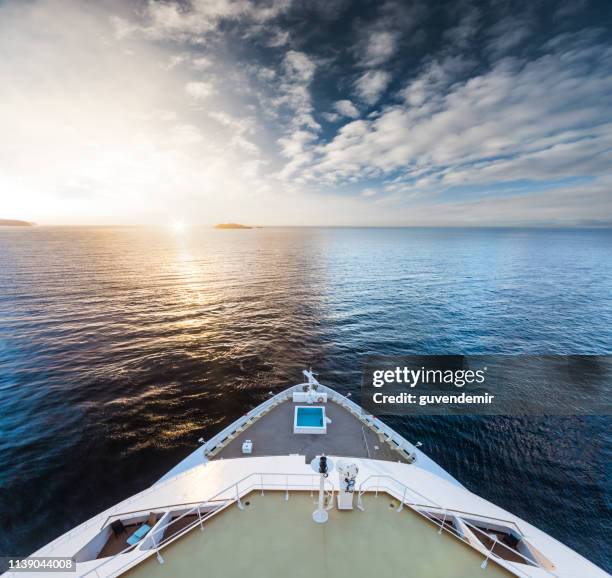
[
  {"x1": 288, "y1": 29, "x2": 612, "y2": 226},
  {"x1": 119, "y1": 0, "x2": 292, "y2": 42},
  {"x1": 1, "y1": 0, "x2": 611, "y2": 226}
]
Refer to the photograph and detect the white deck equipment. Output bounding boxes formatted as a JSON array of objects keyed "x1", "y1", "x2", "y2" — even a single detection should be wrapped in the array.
[{"x1": 336, "y1": 460, "x2": 359, "y2": 510}]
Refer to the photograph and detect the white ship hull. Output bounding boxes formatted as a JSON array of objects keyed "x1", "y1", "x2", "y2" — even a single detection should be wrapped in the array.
[{"x1": 4, "y1": 372, "x2": 608, "y2": 578}]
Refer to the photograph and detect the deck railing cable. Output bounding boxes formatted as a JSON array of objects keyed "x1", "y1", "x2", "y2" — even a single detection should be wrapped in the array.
[
  {"x1": 80, "y1": 472, "x2": 333, "y2": 578},
  {"x1": 357, "y1": 474, "x2": 559, "y2": 578}
]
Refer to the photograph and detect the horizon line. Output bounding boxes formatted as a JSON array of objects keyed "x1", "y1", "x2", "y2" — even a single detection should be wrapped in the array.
[{"x1": 3, "y1": 223, "x2": 612, "y2": 230}]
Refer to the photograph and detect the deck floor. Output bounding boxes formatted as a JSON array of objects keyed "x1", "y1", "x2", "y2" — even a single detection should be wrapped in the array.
[
  {"x1": 123, "y1": 492, "x2": 515, "y2": 578},
  {"x1": 213, "y1": 399, "x2": 407, "y2": 463},
  {"x1": 160, "y1": 515, "x2": 199, "y2": 540}
]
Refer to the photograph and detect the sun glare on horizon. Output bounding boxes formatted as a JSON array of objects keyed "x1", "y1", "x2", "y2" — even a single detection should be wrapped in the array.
[{"x1": 171, "y1": 220, "x2": 187, "y2": 233}]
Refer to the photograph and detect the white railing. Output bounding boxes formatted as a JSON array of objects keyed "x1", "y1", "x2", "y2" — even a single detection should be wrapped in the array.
[
  {"x1": 357, "y1": 474, "x2": 558, "y2": 578},
  {"x1": 316, "y1": 384, "x2": 420, "y2": 458},
  {"x1": 80, "y1": 471, "x2": 333, "y2": 578},
  {"x1": 40, "y1": 379, "x2": 392, "y2": 556},
  {"x1": 47, "y1": 385, "x2": 307, "y2": 554},
  {"x1": 42, "y1": 459, "x2": 210, "y2": 554},
  {"x1": 199, "y1": 381, "x2": 421, "y2": 460},
  {"x1": 200, "y1": 386, "x2": 299, "y2": 457},
  {"x1": 42, "y1": 377, "x2": 425, "y2": 559},
  {"x1": 195, "y1": 379, "x2": 422, "y2": 468}
]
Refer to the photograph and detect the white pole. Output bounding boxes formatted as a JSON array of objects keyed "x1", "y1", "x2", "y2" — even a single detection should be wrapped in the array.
[
  {"x1": 310, "y1": 455, "x2": 333, "y2": 523},
  {"x1": 236, "y1": 484, "x2": 244, "y2": 510},
  {"x1": 312, "y1": 473, "x2": 329, "y2": 523},
  {"x1": 438, "y1": 510, "x2": 448, "y2": 535},
  {"x1": 481, "y1": 537, "x2": 497, "y2": 569},
  {"x1": 397, "y1": 487, "x2": 406, "y2": 512}
]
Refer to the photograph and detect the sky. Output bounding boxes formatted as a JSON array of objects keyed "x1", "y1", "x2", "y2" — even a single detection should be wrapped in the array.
[{"x1": 1, "y1": 0, "x2": 611, "y2": 226}]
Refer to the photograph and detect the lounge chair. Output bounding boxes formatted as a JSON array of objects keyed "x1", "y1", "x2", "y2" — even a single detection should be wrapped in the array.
[{"x1": 111, "y1": 520, "x2": 127, "y2": 537}]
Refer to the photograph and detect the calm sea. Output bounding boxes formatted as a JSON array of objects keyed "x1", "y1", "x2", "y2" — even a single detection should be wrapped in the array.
[{"x1": 0, "y1": 227, "x2": 610, "y2": 570}]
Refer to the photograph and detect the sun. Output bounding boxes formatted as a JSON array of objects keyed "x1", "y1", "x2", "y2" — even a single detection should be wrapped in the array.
[{"x1": 171, "y1": 220, "x2": 187, "y2": 233}]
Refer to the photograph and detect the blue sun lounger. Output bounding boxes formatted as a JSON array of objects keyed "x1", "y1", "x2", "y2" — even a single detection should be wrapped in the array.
[{"x1": 126, "y1": 524, "x2": 151, "y2": 546}]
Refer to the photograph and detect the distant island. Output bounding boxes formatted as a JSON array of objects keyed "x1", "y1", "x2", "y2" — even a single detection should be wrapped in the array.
[
  {"x1": 0, "y1": 219, "x2": 34, "y2": 226},
  {"x1": 214, "y1": 223, "x2": 253, "y2": 229}
]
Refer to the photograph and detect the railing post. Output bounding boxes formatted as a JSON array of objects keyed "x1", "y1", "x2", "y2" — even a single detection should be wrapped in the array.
[
  {"x1": 396, "y1": 487, "x2": 406, "y2": 512},
  {"x1": 261, "y1": 474, "x2": 264, "y2": 496},
  {"x1": 311, "y1": 475, "x2": 314, "y2": 497},
  {"x1": 236, "y1": 483, "x2": 244, "y2": 510},
  {"x1": 357, "y1": 484, "x2": 365, "y2": 511},
  {"x1": 481, "y1": 536, "x2": 497, "y2": 569},
  {"x1": 438, "y1": 510, "x2": 448, "y2": 535},
  {"x1": 375, "y1": 476, "x2": 379, "y2": 497},
  {"x1": 197, "y1": 506, "x2": 204, "y2": 531},
  {"x1": 285, "y1": 475, "x2": 289, "y2": 501},
  {"x1": 156, "y1": 543, "x2": 165, "y2": 565}
]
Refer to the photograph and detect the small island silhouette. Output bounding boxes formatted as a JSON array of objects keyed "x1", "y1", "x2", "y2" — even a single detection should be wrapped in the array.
[
  {"x1": 0, "y1": 219, "x2": 34, "y2": 226},
  {"x1": 214, "y1": 223, "x2": 253, "y2": 229}
]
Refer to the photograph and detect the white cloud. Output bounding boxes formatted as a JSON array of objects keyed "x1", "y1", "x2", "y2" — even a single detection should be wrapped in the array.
[
  {"x1": 271, "y1": 50, "x2": 321, "y2": 178},
  {"x1": 267, "y1": 28, "x2": 289, "y2": 47},
  {"x1": 192, "y1": 55, "x2": 213, "y2": 70},
  {"x1": 322, "y1": 112, "x2": 340, "y2": 123},
  {"x1": 3, "y1": 0, "x2": 611, "y2": 227},
  {"x1": 400, "y1": 55, "x2": 472, "y2": 107},
  {"x1": 334, "y1": 100, "x2": 359, "y2": 118},
  {"x1": 363, "y1": 30, "x2": 397, "y2": 66},
  {"x1": 185, "y1": 81, "x2": 215, "y2": 99},
  {"x1": 292, "y1": 31, "x2": 612, "y2": 204},
  {"x1": 355, "y1": 70, "x2": 391, "y2": 104},
  {"x1": 208, "y1": 111, "x2": 254, "y2": 134},
  {"x1": 124, "y1": 0, "x2": 292, "y2": 43},
  {"x1": 283, "y1": 50, "x2": 316, "y2": 82},
  {"x1": 164, "y1": 52, "x2": 188, "y2": 69},
  {"x1": 273, "y1": 51, "x2": 318, "y2": 129},
  {"x1": 229, "y1": 134, "x2": 259, "y2": 155},
  {"x1": 257, "y1": 66, "x2": 276, "y2": 81},
  {"x1": 278, "y1": 129, "x2": 317, "y2": 158}
]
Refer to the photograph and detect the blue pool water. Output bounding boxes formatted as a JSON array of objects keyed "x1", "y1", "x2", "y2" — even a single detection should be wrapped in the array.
[
  {"x1": 0, "y1": 226, "x2": 610, "y2": 570},
  {"x1": 296, "y1": 407, "x2": 325, "y2": 428}
]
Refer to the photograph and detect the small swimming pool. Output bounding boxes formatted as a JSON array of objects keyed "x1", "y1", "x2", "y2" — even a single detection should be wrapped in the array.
[{"x1": 294, "y1": 406, "x2": 326, "y2": 434}]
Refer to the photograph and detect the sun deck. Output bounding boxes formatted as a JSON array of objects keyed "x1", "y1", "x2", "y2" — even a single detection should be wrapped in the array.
[
  {"x1": 96, "y1": 514, "x2": 163, "y2": 558},
  {"x1": 212, "y1": 399, "x2": 408, "y2": 463},
  {"x1": 123, "y1": 491, "x2": 515, "y2": 578}
]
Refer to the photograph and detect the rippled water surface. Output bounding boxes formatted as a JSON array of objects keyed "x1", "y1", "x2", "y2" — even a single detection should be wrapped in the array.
[{"x1": 0, "y1": 227, "x2": 611, "y2": 570}]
